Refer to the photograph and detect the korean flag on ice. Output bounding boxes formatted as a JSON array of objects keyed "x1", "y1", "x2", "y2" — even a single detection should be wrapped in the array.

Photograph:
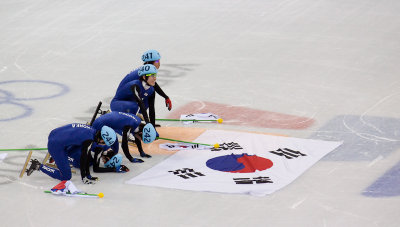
[{"x1": 126, "y1": 130, "x2": 342, "y2": 196}]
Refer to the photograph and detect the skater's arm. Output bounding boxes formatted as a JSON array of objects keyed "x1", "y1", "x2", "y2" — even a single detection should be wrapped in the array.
[
  {"x1": 148, "y1": 93, "x2": 156, "y2": 126},
  {"x1": 80, "y1": 140, "x2": 93, "y2": 179},
  {"x1": 154, "y1": 83, "x2": 172, "y2": 111},
  {"x1": 134, "y1": 132, "x2": 151, "y2": 158},
  {"x1": 121, "y1": 126, "x2": 135, "y2": 161},
  {"x1": 130, "y1": 84, "x2": 151, "y2": 124},
  {"x1": 154, "y1": 82, "x2": 168, "y2": 99}
]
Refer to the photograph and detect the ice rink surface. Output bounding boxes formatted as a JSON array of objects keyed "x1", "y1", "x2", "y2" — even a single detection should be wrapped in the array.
[{"x1": 1, "y1": 0, "x2": 400, "y2": 226}]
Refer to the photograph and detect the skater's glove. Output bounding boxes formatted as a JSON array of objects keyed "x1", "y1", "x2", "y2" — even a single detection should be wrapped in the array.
[
  {"x1": 115, "y1": 165, "x2": 130, "y2": 173},
  {"x1": 165, "y1": 98, "x2": 172, "y2": 111},
  {"x1": 82, "y1": 177, "x2": 95, "y2": 184},
  {"x1": 130, "y1": 158, "x2": 144, "y2": 163},
  {"x1": 82, "y1": 176, "x2": 98, "y2": 184},
  {"x1": 140, "y1": 153, "x2": 152, "y2": 158},
  {"x1": 87, "y1": 175, "x2": 99, "y2": 181}
]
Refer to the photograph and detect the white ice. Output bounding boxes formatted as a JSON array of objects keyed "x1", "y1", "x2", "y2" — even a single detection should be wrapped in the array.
[{"x1": 1, "y1": 0, "x2": 400, "y2": 226}]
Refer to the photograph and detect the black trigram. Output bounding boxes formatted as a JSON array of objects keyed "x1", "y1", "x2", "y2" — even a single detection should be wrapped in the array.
[
  {"x1": 168, "y1": 168, "x2": 205, "y2": 179},
  {"x1": 165, "y1": 144, "x2": 199, "y2": 149},
  {"x1": 165, "y1": 144, "x2": 176, "y2": 148},
  {"x1": 269, "y1": 148, "x2": 307, "y2": 159},
  {"x1": 233, "y1": 176, "x2": 273, "y2": 184},
  {"x1": 212, "y1": 142, "x2": 243, "y2": 151}
]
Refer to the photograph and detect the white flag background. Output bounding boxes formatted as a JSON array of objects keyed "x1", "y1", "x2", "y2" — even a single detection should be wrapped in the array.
[
  {"x1": 159, "y1": 142, "x2": 211, "y2": 151},
  {"x1": 180, "y1": 113, "x2": 219, "y2": 124},
  {"x1": 126, "y1": 130, "x2": 342, "y2": 196},
  {"x1": 0, "y1": 153, "x2": 7, "y2": 162}
]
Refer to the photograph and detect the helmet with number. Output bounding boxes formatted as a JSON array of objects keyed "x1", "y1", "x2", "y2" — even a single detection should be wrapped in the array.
[
  {"x1": 100, "y1": 126, "x2": 117, "y2": 146},
  {"x1": 138, "y1": 64, "x2": 158, "y2": 77},
  {"x1": 142, "y1": 49, "x2": 161, "y2": 62},
  {"x1": 104, "y1": 153, "x2": 122, "y2": 168}
]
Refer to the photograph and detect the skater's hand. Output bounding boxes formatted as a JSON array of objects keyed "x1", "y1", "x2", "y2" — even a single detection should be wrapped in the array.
[
  {"x1": 140, "y1": 153, "x2": 152, "y2": 158},
  {"x1": 130, "y1": 158, "x2": 144, "y2": 163},
  {"x1": 87, "y1": 175, "x2": 99, "y2": 181},
  {"x1": 82, "y1": 176, "x2": 97, "y2": 184},
  {"x1": 165, "y1": 98, "x2": 172, "y2": 111},
  {"x1": 115, "y1": 165, "x2": 130, "y2": 173}
]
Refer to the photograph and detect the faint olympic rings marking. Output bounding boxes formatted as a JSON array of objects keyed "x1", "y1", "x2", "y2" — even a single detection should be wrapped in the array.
[
  {"x1": 0, "y1": 80, "x2": 69, "y2": 121},
  {"x1": 0, "y1": 89, "x2": 33, "y2": 121},
  {"x1": 0, "y1": 80, "x2": 70, "y2": 101}
]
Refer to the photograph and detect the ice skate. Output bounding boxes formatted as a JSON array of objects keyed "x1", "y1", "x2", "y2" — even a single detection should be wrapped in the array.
[{"x1": 26, "y1": 159, "x2": 41, "y2": 176}]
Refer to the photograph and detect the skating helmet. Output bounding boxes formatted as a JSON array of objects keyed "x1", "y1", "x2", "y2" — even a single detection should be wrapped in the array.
[
  {"x1": 138, "y1": 64, "x2": 158, "y2": 77},
  {"x1": 104, "y1": 153, "x2": 122, "y2": 168},
  {"x1": 142, "y1": 49, "x2": 161, "y2": 62},
  {"x1": 100, "y1": 126, "x2": 117, "y2": 146}
]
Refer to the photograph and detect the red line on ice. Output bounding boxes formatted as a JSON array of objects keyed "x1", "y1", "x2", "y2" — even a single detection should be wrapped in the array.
[{"x1": 168, "y1": 101, "x2": 314, "y2": 129}]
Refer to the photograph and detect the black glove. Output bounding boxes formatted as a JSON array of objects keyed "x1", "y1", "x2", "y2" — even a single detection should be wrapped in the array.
[
  {"x1": 130, "y1": 158, "x2": 144, "y2": 163},
  {"x1": 140, "y1": 153, "x2": 152, "y2": 158},
  {"x1": 82, "y1": 176, "x2": 98, "y2": 184}
]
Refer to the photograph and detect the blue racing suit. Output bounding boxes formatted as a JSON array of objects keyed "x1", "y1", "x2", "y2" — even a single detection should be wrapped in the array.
[
  {"x1": 41, "y1": 123, "x2": 96, "y2": 181},
  {"x1": 92, "y1": 112, "x2": 145, "y2": 161},
  {"x1": 110, "y1": 80, "x2": 155, "y2": 125}
]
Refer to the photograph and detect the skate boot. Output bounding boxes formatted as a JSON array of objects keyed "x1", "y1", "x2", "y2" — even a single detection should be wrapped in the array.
[
  {"x1": 26, "y1": 159, "x2": 41, "y2": 176},
  {"x1": 100, "y1": 109, "x2": 110, "y2": 115}
]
